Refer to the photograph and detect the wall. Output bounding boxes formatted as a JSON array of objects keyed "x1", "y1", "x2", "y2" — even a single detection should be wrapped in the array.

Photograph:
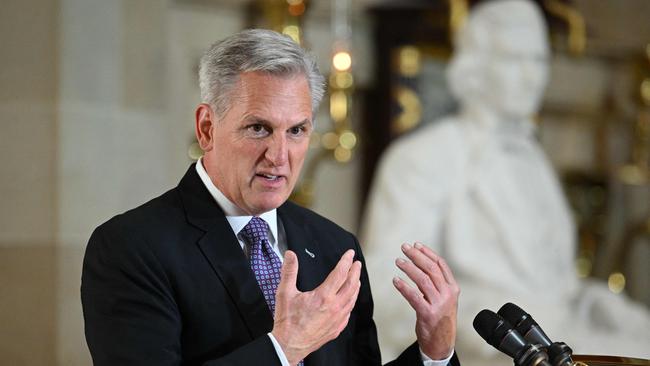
[{"x1": 0, "y1": 0, "x2": 59, "y2": 364}]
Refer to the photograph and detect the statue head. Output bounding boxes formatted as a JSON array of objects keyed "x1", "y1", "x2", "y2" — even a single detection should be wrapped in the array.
[{"x1": 447, "y1": 0, "x2": 550, "y2": 121}]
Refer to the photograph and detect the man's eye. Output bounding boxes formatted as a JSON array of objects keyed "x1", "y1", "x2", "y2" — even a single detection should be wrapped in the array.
[
  {"x1": 247, "y1": 124, "x2": 268, "y2": 136},
  {"x1": 289, "y1": 126, "x2": 305, "y2": 135}
]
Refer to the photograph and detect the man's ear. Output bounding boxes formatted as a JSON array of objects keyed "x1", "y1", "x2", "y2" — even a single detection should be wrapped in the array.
[{"x1": 195, "y1": 103, "x2": 216, "y2": 152}]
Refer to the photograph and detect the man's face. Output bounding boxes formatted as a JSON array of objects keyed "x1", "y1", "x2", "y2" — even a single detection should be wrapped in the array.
[{"x1": 197, "y1": 72, "x2": 313, "y2": 215}]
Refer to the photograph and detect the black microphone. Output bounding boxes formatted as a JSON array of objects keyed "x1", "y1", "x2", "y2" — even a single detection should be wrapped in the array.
[
  {"x1": 498, "y1": 302, "x2": 552, "y2": 347},
  {"x1": 474, "y1": 309, "x2": 552, "y2": 366},
  {"x1": 498, "y1": 303, "x2": 573, "y2": 366}
]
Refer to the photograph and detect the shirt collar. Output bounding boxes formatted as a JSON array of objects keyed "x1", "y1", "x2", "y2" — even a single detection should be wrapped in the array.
[{"x1": 195, "y1": 157, "x2": 278, "y2": 243}]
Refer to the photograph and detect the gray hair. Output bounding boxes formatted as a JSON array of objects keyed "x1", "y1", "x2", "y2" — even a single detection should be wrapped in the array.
[{"x1": 199, "y1": 29, "x2": 325, "y2": 117}]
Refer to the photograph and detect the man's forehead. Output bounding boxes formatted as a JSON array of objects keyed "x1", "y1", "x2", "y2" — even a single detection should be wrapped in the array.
[
  {"x1": 231, "y1": 71, "x2": 308, "y2": 96},
  {"x1": 226, "y1": 71, "x2": 313, "y2": 123}
]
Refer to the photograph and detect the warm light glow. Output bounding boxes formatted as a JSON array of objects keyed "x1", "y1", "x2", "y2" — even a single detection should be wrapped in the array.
[
  {"x1": 617, "y1": 165, "x2": 648, "y2": 185},
  {"x1": 393, "y1": 86, "x2": 422, "y2": 133},
  {"x1": 282, "y1": 25, "x2": 301, "y2": 43},
  {"x1": 398, "y1": 46, "x2": 421, "y2": 77},
  {"x1": 332, "y1": 51, "x2": 352, "y2": 71},
  {"x1": 607, "y1": 272, "x2": 626, "y2": 294},
  {"x1": 321, "y1": 132, "x2": 339, "y2": 150},
  {"x1": 288, "y1": 3, "x2": 305, "y2": 16},
  {"x1": 641, "y1": 78, "x2": 650, "y2": 105},
  {"x1": 331, "y1": 72, "x2": 354, "y2": 89},
  {"x1": 339, "y1": 131, "x2": 357, "y2": 149},
  {"x1": 330, "y1": 91, "x2": 348, "y2": 121},
  {"x1": 334, "y1": 146, "x2": 352, "y2": 162}
]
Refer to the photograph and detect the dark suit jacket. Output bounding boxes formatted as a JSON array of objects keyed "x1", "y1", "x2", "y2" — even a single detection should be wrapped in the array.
[{"x1": 81, "y1": 165, "x2": 460, "y2": 366}]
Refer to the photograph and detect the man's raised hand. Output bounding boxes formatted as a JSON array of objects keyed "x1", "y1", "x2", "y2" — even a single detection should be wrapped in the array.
[
  {"x1": 272, "y1": 249, "x2": 362, "y2": 365},
  {"x1": 393, "y1": 242, "x2": 459, "y2": 360}
]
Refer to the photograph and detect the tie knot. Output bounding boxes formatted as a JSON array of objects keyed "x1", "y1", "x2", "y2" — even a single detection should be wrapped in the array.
[{"x1": 240, "y1": 217, "x2": 270, "y2": 245}]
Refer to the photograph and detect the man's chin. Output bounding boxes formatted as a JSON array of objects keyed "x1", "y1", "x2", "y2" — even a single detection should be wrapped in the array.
[{"x1": 248, "y1": 194, "x2": 289, "y2": 215}]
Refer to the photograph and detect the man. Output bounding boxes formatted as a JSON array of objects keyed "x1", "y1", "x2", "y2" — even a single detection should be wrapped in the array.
[{"x1": 82, "y1": 29, "x2": 460, "y2": 366}]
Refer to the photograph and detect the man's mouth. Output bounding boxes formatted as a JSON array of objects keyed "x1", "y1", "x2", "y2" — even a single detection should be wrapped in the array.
[{"x1": 256, "y1": 173, "x2": 283, "y2": 181}]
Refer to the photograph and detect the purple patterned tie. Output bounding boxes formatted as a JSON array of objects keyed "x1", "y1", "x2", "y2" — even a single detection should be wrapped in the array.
[
  {"x1": 241, "y1": 218, "x2": 305, "y2": 366},
  {"x1": 240, "y1": 217, "x2": 283, "y2": 315}
]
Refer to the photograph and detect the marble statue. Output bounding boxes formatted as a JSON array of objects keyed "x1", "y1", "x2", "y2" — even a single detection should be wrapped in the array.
[{"x1": 361, "y1": 0, "x2": 650, "y2": 364}]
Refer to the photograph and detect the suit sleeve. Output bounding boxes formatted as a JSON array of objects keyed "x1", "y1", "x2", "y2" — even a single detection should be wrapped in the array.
[
  {"x1": 81, "y1": 224, "x2": 281, "y2": 366},
  {"x1": 384, "y1": 343, "x2": 461, "y2": 366}
]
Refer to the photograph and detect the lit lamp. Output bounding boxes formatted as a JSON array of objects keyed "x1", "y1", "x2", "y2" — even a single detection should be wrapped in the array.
[
  {"x1": 291, "y1": 0, "x2": 359, "y2": 207},
  {"x1": 328, "y1": 49, "x2": 357, "y2": 163},
  {"x1": 258, "y1": 0, "x2": 308, "y2": 45}
]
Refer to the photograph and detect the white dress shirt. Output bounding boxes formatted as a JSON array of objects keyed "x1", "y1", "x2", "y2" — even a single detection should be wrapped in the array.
[{"x1": 196, "y1": 158, "x2": 452, "y2": 365}]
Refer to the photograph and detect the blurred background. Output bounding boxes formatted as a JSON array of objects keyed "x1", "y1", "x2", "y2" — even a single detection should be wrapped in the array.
[{"x1": 0, "y1": 0, "x2": 648, "y2": 364}]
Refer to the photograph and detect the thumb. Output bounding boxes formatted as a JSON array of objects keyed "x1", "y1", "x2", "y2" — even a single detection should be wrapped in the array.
[{"x1": 278, "y1": 250, "x2": 299, "y2": 292}]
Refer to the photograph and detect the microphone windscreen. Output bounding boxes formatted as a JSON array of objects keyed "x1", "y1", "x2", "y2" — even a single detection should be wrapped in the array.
[
  {"x1": 474, "y1": 309, "x2": 529, "y2": 359},
  {"x1": 473, "y1": 309, "x2": 498, "y2": 340},
  {"x1": 498, "y1": 302, "x2": 552, "y2": 347},
  {"x1": 498, "y1": 302, "x2": 526, "y2": 324},
  {"x1": 473, "y1": 309, "x2": 508, "y2": 347}
]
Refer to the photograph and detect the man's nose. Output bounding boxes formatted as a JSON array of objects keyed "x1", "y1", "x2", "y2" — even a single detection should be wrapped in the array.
[{"x1": 265, "y1": 134, "x2": 288, "y2": 166}]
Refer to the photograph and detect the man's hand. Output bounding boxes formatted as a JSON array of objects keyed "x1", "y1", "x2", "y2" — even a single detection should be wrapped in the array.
[
  {"x1": 272, "y1": 249, "x2": 362, "y2": 365},
  {"x1": 393, "y1": 242, "x2": 460, "y2": 360}
]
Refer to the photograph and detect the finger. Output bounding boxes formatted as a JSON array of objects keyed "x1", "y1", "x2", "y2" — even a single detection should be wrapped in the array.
[
  {"x1": 414, "y1": 242, "x2": 457, "y2": 287},
  {"x1": 278, "y1": 250, "x2": 299, "y2": 294},
  {"x1": 328, "y1": 281, "x2": 359, "y2": 343},
  {"x1": 402, "y1": 243, "x2": 446, "y2": 292},
  {"x1": 436, "y1": 256, "x2": 459, "y2": 289},
  {"x1": 337, "y1": 260, "x2": 362, "y2": 297},
  {"x1": 318, "y1": 249, "x2": 355, "y2": 294},
  {"x1": 338, "y1": 279, "x2": 361, "y2": 321},
  {"x1": 395, "y1": 257, "x2": 438, "y2": 302},
  {"x1": 340, "y1": 269, "x2": 361, "y2": 312},
  {"x1": 414, "y1": 242, "x2": 440, "y2": 262},
  {"x1": 392, "y1": 276, "x2": 428, "y2": 314}
]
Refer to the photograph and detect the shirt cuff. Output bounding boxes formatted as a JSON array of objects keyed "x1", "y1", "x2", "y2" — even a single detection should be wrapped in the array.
[
  {"x1": 420, "y1": 347, "x2": 454, "y2": 366},
  {"x1": 267, "y1": 333, "x2": 291, "y2": 366}
]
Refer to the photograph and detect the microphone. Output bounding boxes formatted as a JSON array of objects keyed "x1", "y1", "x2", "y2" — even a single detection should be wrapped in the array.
[
  {"x1": 498, "y1": 303, "x2": 573, "y2": 366},
  {"x1": 498, "y1": 303, "x2": 552, "y2": 347},
  {"x1": 473, "y1": 309, "x2": 552, "y2": 366}
]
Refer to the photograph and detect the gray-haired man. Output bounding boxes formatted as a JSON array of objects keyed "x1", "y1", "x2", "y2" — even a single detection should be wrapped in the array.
[{"x1": 82, "y1": 29, "x2": 460, "y2": 366}]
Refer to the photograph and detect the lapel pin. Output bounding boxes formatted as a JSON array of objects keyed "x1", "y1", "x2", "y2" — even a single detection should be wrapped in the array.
[{"x1": 304, "y1": 248, "x2": 316, "y2": 258}]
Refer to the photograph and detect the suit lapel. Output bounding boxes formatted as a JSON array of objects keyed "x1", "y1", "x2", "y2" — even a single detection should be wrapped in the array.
[
  {"x1": 178, "y1": 165, "x2": 273, "y2": 340},
  {"x1": 278, "y1": 204, "x2": 327, "y2": 292}
]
